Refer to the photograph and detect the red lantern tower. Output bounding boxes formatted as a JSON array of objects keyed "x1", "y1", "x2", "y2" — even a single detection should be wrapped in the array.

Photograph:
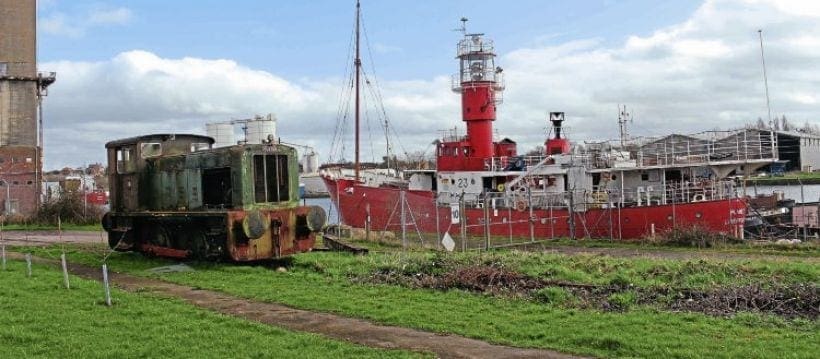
[{"x1": 437, "y1": 20, "x2": 507, "y2": 171}]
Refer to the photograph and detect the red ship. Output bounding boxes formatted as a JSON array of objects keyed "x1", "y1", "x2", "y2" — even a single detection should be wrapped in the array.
[{"x1": 322, "y1": 12, "x2": 776, "y2": 245}]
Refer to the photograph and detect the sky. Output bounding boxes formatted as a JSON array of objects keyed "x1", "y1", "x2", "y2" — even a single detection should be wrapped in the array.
[{"x1": 34, "y1": 0, "x2": 820, "y2": 168}]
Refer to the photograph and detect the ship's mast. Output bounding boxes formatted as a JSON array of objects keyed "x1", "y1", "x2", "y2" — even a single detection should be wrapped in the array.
[{"x1": 354, "y1": 0, "x2": 361, "y2": 181}]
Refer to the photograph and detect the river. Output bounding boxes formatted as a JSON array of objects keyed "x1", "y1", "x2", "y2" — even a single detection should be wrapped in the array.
[{"x1": 743, "y1": 184, "x2": 820, "y2": 203}]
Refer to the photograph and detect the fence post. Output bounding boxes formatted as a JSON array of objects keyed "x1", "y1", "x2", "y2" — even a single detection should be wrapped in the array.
[
  {"x1": 528, "y1": 187, "x2": 534, "y2": 243},
  {"x1": 102, "y1": 263, "x2": 112, "y2": 306},
  {"x1": 434, "y1": 194, "x2": 441, "y2": 250},
  {"x1": 365, "y1": 206, "x2": 371, "y2": 242},
  {"x1": 483, "y1": 191, "x2": 490, "y2": 250},
  {"x1": 25, "y1": 253, "x2": 32, "y2": 277},
  {"x1": 1, "y1": 244, "x2": 5, "y2": 271},
  {"x1": 61, "y1": 253, "x2": 70, "y2": 289},
  {"x1": 400, "y1": 190, "x2": 407, "y2": 249},
  {"x1": 459, "y1": 193, "x2": 466, "y2": 252}
]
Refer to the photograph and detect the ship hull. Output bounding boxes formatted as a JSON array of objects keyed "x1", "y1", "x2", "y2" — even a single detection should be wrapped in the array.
[{"x1": 323, "y1": 176, "x2": 746, "y2": 240}]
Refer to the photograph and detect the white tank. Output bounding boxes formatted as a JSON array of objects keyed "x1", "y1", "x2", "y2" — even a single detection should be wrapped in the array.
[
  {"x1": 246, "y1": 115, "x2": 277, "y2": 144},
  {"x1": 302, "y1": 152, "x2": 320, "y2": 173},
  {"x1": 206, "y1": 122, "x2": 236, "y2": 148}
]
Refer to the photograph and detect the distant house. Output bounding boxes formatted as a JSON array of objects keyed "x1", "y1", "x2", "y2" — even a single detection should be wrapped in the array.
[{"x1": 775, "y1": 131, "x2": 820, "y2": 172}]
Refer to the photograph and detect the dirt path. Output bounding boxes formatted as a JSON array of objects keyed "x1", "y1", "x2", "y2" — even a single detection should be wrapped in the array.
[
  {"x1": 12, "y1": 253, "x2": 580, "y2": 359},
  {"x1": 0, "y1": 230, "x2": 105, "y2": 246}
]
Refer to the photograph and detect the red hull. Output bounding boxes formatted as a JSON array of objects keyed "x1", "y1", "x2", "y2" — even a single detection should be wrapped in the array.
[{"x1": 323, "y1": 177, "x2": 746, "y2": 240}]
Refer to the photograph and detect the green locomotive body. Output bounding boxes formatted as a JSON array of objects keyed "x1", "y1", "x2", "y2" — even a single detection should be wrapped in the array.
[{"x1": 102, "y1": 134, "x2": 325, "y2": 261}]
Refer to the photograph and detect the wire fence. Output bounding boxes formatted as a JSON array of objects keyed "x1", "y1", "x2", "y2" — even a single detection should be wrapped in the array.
[{"x1": 330, "y1": 179, "x2": 749, "y2": 251}]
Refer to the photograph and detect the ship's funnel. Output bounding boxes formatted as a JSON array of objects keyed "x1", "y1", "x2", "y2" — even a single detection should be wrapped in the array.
[
  {"x1": 546, "y1": 112, "x2": 570, "y2": 155},
  {"x1": 550, "y1": 112, "x2": 565, "y2": 139}
]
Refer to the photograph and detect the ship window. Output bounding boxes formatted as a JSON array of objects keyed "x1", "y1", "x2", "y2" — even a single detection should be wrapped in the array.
[
  {"x1": 254, "y1": 154, "x2": 290, "y2": 203},
  {"x1": 116, "y1": 146, "x2": 136, "y2": 174},
  {"x1": 140, "y1": 143, "x2": 162, "y2": 158},
  {"x1": 641, "y1": 172, "x2": 649, "y2": 181},
  {"x1": 0, "y1": 62, "x2": 6, "y2": 76}
]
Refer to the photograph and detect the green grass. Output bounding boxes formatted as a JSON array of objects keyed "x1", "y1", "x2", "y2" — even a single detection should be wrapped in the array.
[
  {"x1": 0, "y1": 258, "x2": 426, "y2": 358},
  {"x1": 27, "y1": 245, "x2": 819, "y2": 358},
  {"x1": 521, "y1": 237, "x2": 820, "y2": 258}
]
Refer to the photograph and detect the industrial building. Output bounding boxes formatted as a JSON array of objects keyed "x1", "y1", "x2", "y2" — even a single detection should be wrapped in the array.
[
  {"x1": 775, "y1": 130, "x2": 820, "y2": 172},
  {"x1": 0, "y1": 0, "x2": 55, "y2": 216}
]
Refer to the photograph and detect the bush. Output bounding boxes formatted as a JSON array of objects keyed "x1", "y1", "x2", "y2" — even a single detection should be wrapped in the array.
[
  {"x1": 656, "y1": 225, "x2": 740, "y2": 248},
  {"x1": 533, "y1": 286, "x2": 572, "y2": 306},
  {"x1": 34, "y1": 191, "x2": 104, "y2": 225},
  {"x1": 606, "y1": 291, "x2": 637, "y2": 310}
]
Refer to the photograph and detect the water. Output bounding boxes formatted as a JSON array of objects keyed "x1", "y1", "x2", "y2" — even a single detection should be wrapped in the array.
[
  {"x1": 743, "y1": 184, "x2": 820, "y2": 203},
  {"x1": 303, "y1": 197, "x2": 339, "y2": 224}
]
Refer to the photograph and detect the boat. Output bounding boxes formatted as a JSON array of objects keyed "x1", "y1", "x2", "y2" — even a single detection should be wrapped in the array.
[{"x1": 322, "y1": 9, "x2": 778, "y2": 244}]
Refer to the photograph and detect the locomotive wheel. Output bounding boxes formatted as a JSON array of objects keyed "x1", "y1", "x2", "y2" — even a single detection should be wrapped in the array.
[
  {"x1": 143, "y1": 224, "x2": 172, "y2": 248},
  {"x1": 189, "y1": 228, "x2": 210, "y2": 260}
]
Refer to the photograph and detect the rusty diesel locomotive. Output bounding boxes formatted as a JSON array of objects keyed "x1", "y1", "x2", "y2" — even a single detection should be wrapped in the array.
[{"x1": 102, "y1": 134, "x2": 325, "y2": 261}]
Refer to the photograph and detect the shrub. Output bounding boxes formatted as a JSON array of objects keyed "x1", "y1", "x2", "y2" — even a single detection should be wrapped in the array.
[
  {"x1": 533, "y1": 286, "x2": 572, "y2": 306},
  {"x1": 606, "y1": 291, "x2": 637, "y2": 310},
  {"x1": 657, "y1": 225, "x2": 740, "y2": 248},
  {"x1": 34, "y1": 191, "x2": 104, "y2": 225}
]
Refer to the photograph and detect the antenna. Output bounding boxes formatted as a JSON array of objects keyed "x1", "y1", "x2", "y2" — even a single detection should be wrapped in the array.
[
  {"x1": 455, "y1": 17, "x2": 468, "y2": 36},
  {"x1": 758, "y1": 29, "x2": 773, "y2": 128},
  {"x1": 618, "y1": 105, "x2": 631, "y2": 147}
]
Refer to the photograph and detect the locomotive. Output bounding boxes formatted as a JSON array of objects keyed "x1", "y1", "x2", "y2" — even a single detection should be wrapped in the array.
[{"x1": 101, "y1": 134, "x2": 326, "y2": 261}]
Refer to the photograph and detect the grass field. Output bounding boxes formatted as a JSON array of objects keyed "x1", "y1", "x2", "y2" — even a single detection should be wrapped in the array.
[
  {"x1": 26, "y1": 244, "x2": 819, "y2": 358},
  {"x1": 0, "y1": 259, "x2": 426, "y2": 358}
]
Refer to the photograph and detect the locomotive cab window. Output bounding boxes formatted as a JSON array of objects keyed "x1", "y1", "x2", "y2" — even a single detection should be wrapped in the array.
[
  {"x1": 140, "y1": 142, "x2": 162, "y2": 158},
  {"x1": 253, "y1": 155, "x2": 290, "y2": 203},
  {"x1": 202, "y1": 167, "x2": 232, "y2": 207},
  {"x1": 190, "y1": 142, "x2": 211, "y2": 152},
  {"x1": 116, "y1": 146, "x2": 136, "y2": 174}
]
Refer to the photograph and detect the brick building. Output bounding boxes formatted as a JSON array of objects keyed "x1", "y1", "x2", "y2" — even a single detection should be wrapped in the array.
[{"x1": 0, "y1": 0, "x2": 55, "y2": 217}]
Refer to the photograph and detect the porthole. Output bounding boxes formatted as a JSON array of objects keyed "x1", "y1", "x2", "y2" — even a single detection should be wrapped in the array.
[
  {"x1": 667, "y1": 214, "x2": 673, "y2": 221},
  {"x1": 695, "y1": 212, "x2": 702, "y2": 218}
]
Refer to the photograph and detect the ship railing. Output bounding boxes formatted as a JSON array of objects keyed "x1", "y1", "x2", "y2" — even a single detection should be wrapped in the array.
[
  {"x1": 485, "y1": 153, "x2": 601, "y2": 173},
  {"x1": 579, "y1": 128, "x2": 778, "y2": 169},
  {"x1": 456, "y1": 37, "x2": 495, "y2": 56},
  {"x1": 469, "y1": 179, "x2": 739, "y2": 213},
  {"x1": 451, "y1": 71, "x2": 505, "y2": 93}
]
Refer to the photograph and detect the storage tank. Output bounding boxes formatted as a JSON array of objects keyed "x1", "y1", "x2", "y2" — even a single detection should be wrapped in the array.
[
  {"x1": 246, "y1": 114, "x2": 276, "y2": 144},
  {"x1": 302, "y1": 152, "x2": 320, "y2": 173},
  {"x1": 206, "y1": 122, "x2": 236, "y2": 148}
]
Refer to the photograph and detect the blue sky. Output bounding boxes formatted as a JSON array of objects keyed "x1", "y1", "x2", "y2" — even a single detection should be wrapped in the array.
[
  {"x1": 39, "y1": 1, "x2": 701, "y2": 80},
  {"x1": 34, "y1": 0, "x2": 820, "y2": 168}
]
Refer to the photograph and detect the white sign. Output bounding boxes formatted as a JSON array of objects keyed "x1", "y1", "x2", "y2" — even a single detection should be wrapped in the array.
[
  {"x1": 441, "y1": 232, "x2": 455, "y2": 252},
  {"x1": 450, "y1": 204, "x2": 460, "y2": 224}
]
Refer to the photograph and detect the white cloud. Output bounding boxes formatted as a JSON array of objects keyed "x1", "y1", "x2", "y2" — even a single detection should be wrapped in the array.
[
  {"x1": 40, "y1": 0, "x2": 820, "y2": 168},
  {"x1": 88, "y1": 7, "x2": 132, "y2": 26},
  {"x1": 39, "y1": 6, "x2": 132, "y2": 38}
]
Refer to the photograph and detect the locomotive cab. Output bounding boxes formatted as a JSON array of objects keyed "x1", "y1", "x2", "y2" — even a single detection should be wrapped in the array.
[{"x1": 102, "y1": 134, "x2": 325, "y2": 261}]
